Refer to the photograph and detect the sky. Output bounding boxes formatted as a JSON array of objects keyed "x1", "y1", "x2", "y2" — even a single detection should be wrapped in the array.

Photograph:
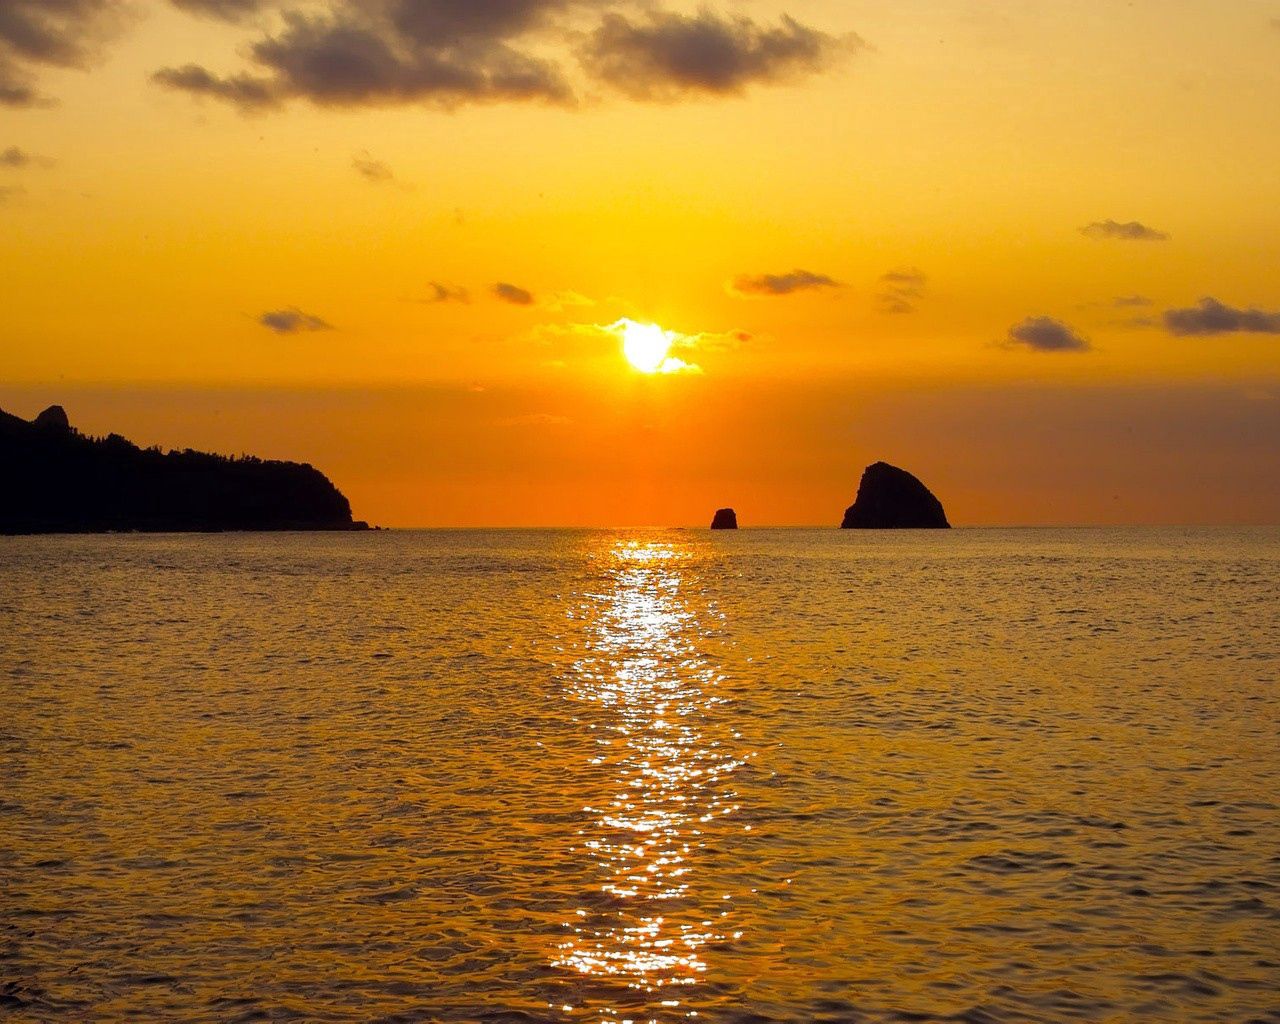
[{"x1": 2, "y1": 0, "x2": 1279, "y2": 526}]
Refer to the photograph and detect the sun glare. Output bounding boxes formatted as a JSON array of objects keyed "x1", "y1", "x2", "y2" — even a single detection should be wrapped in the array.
[{"x1": 619, "y1": 319, "x2": 676, "y2": 374}]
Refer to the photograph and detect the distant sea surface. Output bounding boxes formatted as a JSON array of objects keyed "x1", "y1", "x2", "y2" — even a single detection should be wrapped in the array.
[{"x1": 2, "y1": 528, "x2": 1278, "y2": 1024}]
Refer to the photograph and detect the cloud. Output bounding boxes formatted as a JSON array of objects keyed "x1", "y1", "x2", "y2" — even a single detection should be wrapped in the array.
[
  {"x1": 731, "y1": 268, "x2": 838, "y2": 297},
  {"x1": 542, "y1": 289, "x2": 595, "y2": 312},
  {"x1": 168, "y1": 0, "x2": 274, "y2": 20},
  {"x1": 0, "y1": 145, "x2": 51, "y2": 170},
  {"x1": 877, "y1": 266, "x2": 926, "y2": 314},
  {"x1": 0, "y1": 0, "x2": 131, "y2": 107},
  {"x1": 1004, "y1": 316, "x2": 1091, "y2": 352},
  {"x1": 423, "y1": 281, "x2": 468, "y2": 303},
  {"x1": 1078, "y1": 294, "x2": 1154, "y2": 315},
  {"x1": 1080, "y1": 219, "x2": 1170, "y2": 242},
  {"x1": 155, "y1": 2, "x2": 852, "y2": 112},
  {"x1": 493, "y1": 282, "x2": 535, "y2": 306},
  {"x1": 352, "y1": 151, "x2": 394, "y2": 183},
  {"x1": 152, "y1": 64, "x2": 279, "y2": 108},
  {"x1": 0, "y1": 185, "x2": 24, "y2": 203},
  {"x1": 155, "y1": 1, "x2": 575, "y2": 111},
  {"x1": 257, "y1": 307, "x2": 333, "y2": 333},
  {"x1": 582, "y1": 9, "x2": 857, "y2": 100},
  {"x1": 684, "y1": 327, "x2": 753, "y2": 352},
  {"x1": 1163, "y1": 297, "x2": 1280, "y2": 337},
  {"x1": 534, "y1": 318, "x2": 711, "y2": 373}
]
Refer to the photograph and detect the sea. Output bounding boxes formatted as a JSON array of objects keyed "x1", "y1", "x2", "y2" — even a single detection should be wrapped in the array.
[{"x1": 2, "y1": 528, "x2": 1278, "y2": 1023}]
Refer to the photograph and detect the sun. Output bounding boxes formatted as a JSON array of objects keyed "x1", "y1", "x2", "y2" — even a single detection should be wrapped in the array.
[{"x1": 619, "y1": 319, "x2": 675, "y2": 374}]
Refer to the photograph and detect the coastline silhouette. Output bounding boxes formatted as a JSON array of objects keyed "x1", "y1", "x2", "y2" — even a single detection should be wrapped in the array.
[
  {"x1": 0, "y1": 404, "x2": 367, "y2": 534},
  {"x1": 3, "y1": 405, "x2": 956, "y2": 534}
]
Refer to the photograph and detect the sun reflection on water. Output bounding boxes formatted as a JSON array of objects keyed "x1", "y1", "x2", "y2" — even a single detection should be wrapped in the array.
[{"x1": 553, "y1": 540, "x2": 753, "y2": 1021}]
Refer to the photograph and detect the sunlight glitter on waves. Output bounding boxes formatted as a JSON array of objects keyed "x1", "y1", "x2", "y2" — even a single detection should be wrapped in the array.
[{"x1": 554, "y1": 540, "x2": 746, "y2": 1007}]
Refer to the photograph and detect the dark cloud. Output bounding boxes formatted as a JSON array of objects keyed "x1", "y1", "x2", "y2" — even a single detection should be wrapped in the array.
[
  {"x1": 493, "y1": 282, "x2": 535, "y2": 306},
  {"x1": 258, "y1": 307, "x2": 333, "y2": 333},
  {"x1": 1, "y1": 146, "x2": 31, "y2": 167},
  {"x1": 583, "y1": 9, "x2": 854, "y2": 100},
  {"x1": 1005, "y1": 316, "x2": 1091, "y2": 353},
  {"x1": 155, "y1": 2, "x2": 850, "y2": 111},
  {"x1": 877, "y1": 266, "x2": 926, "y2": 314},
  {"x1": 388, "y1": 0, "x2": 572, "y2": 46},
  {"x1": 1080, "y1": 219, "x2": 1170, "y2": 242},
  {"x1": 156, "y1": 1, "x2": 575, "y2": 111},
  {"x1": 1163, "y1": 297, "x2": 1280, "y2": 337},
  {"x1": 153, "y1": 64, "x2": 278, "y2": 107},
  {"x1": 732, "y1": 269, "x2": 838, "y2": 296},
  {"x1": 0, "y1": 0, "x2": 129, "y2": 107},
  {"x1": 424, "y1": 281, "x2": 468, "y2": 303},
  {"x1": 1112, "y1": 294, "x2": 1152, "y2": 308}
]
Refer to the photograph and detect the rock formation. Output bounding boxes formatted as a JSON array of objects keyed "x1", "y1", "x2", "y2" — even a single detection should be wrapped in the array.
[
  {"x1": 841, "y1": 462, "x2": 950, "y2": 529},
  {"x1": 1, "y1": 404, "x2": 369, "y2": 534},
  {"x1": 33, "y1": 405, "x2": 70, "y2": 432},
  {"x1": 710, "y1": 508, "x2": 738, "y2": 530}
]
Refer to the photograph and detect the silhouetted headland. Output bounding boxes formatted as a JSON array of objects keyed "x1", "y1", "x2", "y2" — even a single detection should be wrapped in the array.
[
  {"x1": 841, "y1": 462, "x2": 950, "y2": 529},
  {"x1": 0, "y1": 404, "x2": 369, "y2": 534},
  {"x1": 710, "y1": 508, "x2": 738, "y2": 530}
]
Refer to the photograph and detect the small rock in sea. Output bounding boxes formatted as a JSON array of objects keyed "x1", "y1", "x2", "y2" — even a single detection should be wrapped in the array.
[{"x1": 711, "y1": 508, "x2": 738, "y2": 530}]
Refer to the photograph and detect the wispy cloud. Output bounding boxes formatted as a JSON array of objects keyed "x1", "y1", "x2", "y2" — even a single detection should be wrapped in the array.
[
  {"x1": 1163, "y1": 297, "x2": 1280, "y2": 336},
  {"x1": 493, "y1": 282, "x2": 536, "y2": 306},
  {"x1": 542, "y1": 290, "x2": 595, "y2": 312},
  {"x1": 1080, "y1": 219, "x2": 1169, "y2": 242},
  {"x1": 352, "y1": 152, "x2": 396, "y2": 184},
  {"x1": 153, "y1": 64, "x2": 277, "y2": 108},
  {"x1": 257, "y1": 307, "x2": 333, "y2": 334},
  {"x1": 877, "y1": 267, "x2": 926, "y2": 314},
  {"x1": 731, "y1": 269, "x2": 838, "y2": 297},
  {"x1": 1, "y1": 146, "x2": 32, "y2": 168},
  {"x1": 422, "y1": 282, "x2": 469, "y2": 304}
]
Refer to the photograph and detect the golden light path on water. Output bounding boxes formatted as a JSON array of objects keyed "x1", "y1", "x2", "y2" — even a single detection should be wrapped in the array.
[{"x1": 553, "y1": 540, "x2": 755, "y2": 1022}]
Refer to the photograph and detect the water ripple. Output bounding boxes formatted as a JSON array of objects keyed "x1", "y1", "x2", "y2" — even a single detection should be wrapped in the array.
[{"x1": 0, "y1": 527, "x2": 1277, "y2": 1023}]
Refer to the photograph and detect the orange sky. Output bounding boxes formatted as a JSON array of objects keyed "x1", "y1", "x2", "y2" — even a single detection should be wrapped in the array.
[{"x1": 2, "y1": 1, "x2": 1279, "y2": 525}]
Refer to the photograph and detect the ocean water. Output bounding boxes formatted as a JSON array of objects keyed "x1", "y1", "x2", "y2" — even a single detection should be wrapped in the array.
[{"x1": 1, "y1": 528, "x2": 1278, "y2": 1023}]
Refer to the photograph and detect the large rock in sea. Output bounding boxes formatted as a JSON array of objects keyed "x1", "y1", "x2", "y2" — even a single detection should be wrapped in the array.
[
  {"x1": 710, "y1": 508, "x2": 738, "y2": 530},
  {"x1": 0, "y1": 403, "x2": 369, "y2": 534},
  {"x1": 841, "y1": 462, "x2": 950, "y2": 529}
]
